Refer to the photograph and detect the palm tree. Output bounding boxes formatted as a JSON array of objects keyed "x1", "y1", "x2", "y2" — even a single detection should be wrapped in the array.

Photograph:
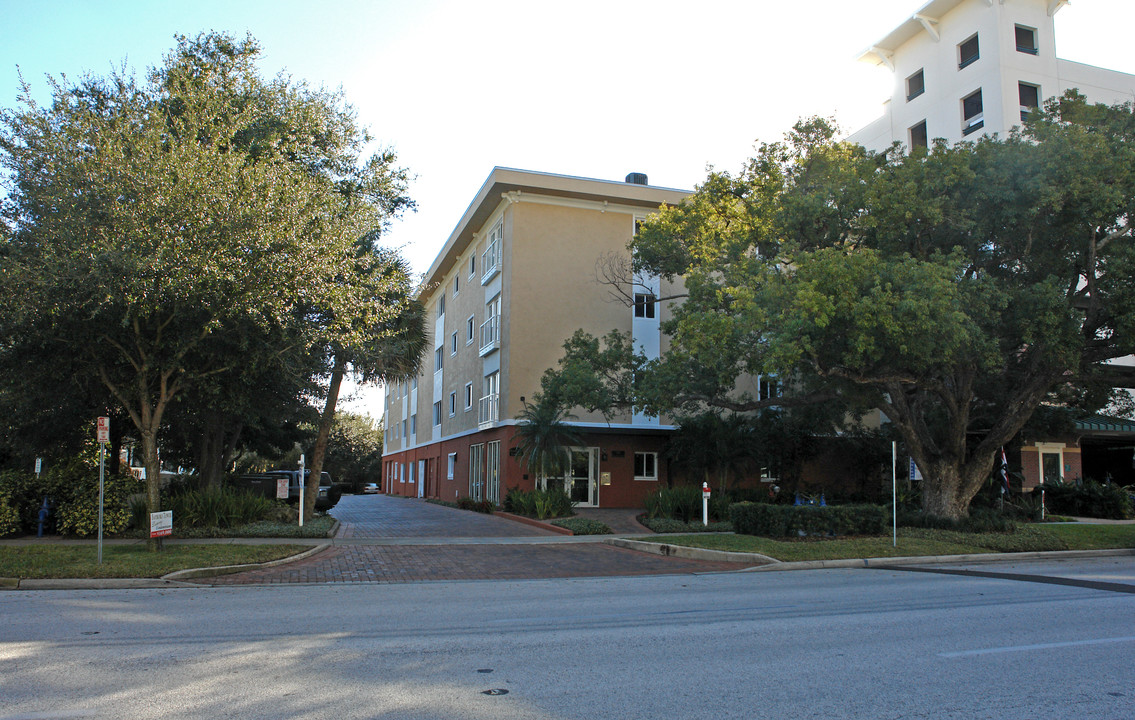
[{"x1": 513, "y1": 396, "x2": 582, "y2": 491}]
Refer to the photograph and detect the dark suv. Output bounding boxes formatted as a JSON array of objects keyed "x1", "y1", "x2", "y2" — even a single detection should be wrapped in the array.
[{"x1": 235, "y1": 470, "x2": 338, "y2": 510}]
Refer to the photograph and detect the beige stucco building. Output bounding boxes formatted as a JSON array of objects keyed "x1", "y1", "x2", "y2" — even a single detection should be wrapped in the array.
[{"x1": 382, "y1": 168, "x2": 691, "y2": 507}]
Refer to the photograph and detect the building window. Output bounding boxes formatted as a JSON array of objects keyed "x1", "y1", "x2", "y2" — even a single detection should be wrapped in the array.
[
  {"x1": 469, "y1": 443, "x2": 485, "y2": 500},
  {"x1": 447, "y1": 453, "x2": 456, "y2": 480},
  {"x1": 432, "y1": 401, "x2": 441, "y2": 426},
  {"x1": 480, "y1": 295, "x2": 501, "y2": 356},
  {"x1": 451, "y1": 331, "x2": 458, "y2": 356},
  {"x1": 410, "y1": 413, "x2": 417, "y2": 436},
  {"x1": 486, "y1": 440, "x2": 501, "y2": 505},
  {"x1": 469, "y1": 254, "x2": 476, "y2": 279},
  {"x1": 411, "y1": 377, "x2": 417, "y2": 392},
  {"x1": 634, "y1": 293, "x2": 656, "y2": 319},
  {"x1": 449, "y1": 391, "x2": 456, "y2": 417},
  {"x1": 466, "y1": 315, "x2": 475, "y2": 345},
  {"x1": 909, "y1": 120, "x2": 928, "y2": 150},
  {"x1": 634, "y1": 452, "x2": 658, "y2": 481},
  {"x1": 1015, "y1": 25, "x2": 1037, "y2": 55},
  {"x1": 453, "y1": 275, "x2": 460, "y2": 296},
  {"x1": 465, "y1": 382, "x2": 474, "y2": 410},
  {"x1": 958, "y1": 34, "x2": 979, "y2": 69},
  {"x1": 402, "y1": 419, "x2": 407, "y2": 438},
  {"x1": 1019, "y1": 82, "x2": 1040, "y2": 120},
  {"x1": 479, "y1": 372, "x2": 499, "y2": 425},
  {"x1": 437, "y1": 294, "x2": 445, "y2": 318},
  {"x1": 906, "y1": 69, "x2": 925, "y2": 101},
  {"x1": 759, "y1": 376, "x2": 780, "y2": 402},
  {"x1": 962, "y1": 89, "x2": 984, "y2": 136},
  {"x1": 482, "y1": 222, "x2": 503, "y2": 284},
  {"x1": 435, "y1": 347, "x2": 443, "y2": 372}
]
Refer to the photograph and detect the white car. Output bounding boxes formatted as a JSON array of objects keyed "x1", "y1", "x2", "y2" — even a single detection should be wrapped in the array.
[{"x1": 362, "y1": 483, "x2": 380, "y2": 494}]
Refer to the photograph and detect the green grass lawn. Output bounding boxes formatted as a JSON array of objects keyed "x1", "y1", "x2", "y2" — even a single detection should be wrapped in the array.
[
  {"x1": 0, "y1": 544, "x2": 311, "y2": 580},
  {"x1": 637, "y1": 523, "x2": 1135, "y2": 562}
]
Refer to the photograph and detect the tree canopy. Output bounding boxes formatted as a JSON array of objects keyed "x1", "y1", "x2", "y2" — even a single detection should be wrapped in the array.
[
  {"x1": 550, "y1": 95, "x2": 1135, "y2": 519},
  {"x1": 0, "y1": 33, "x2": 418, "y2": 536}
]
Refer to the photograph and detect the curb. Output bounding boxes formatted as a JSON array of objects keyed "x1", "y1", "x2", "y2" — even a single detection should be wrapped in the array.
[
  {"x1": 493, "y1": 511, "x2": 574, "y2": 535},
  {"x1": 0, "y1": 544, "x2": 332, "y2": 590},
  {"x1": 745, "y1": 547, "x2": 1135, "y2": 572},
  {"x1": 605, "y1": 538, "x2": 778, "y2": 566},
  {"x1": 605, "y1": 540, "x2": 1135, "y2": 572},
  {"x1": 162, "y1": 543, "x2": 331, "y2": 581}
]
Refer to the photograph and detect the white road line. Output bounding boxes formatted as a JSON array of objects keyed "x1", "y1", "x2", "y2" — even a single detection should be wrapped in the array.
[{"x1": 939, "y1": 635, "x2": 1135, "y2": 658}]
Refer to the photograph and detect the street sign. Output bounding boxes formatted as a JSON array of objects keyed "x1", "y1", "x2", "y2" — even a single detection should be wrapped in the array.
[
  {"x1": 909, "y1": 457, "x2": 923, "y2": 481},
  {"x1": 150, "y1": 511, "x2": 173, "y2": 538},
  {"x1": 34, "y1": 457, "x2": 42, "y2": 475},
  {"x1": 97, "y1": 416, "x2": 110, "y2": 444}
]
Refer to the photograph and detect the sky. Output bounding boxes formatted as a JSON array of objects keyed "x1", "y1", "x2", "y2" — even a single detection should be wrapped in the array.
[{"x1": 3, "y1": 0, "x2": 1133, "y2": 414}]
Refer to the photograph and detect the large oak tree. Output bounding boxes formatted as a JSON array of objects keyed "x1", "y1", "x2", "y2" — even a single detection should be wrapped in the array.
[
  {"x1": 0, "y1": 33, "x2": 418, "y2": 540},
  {"x1": 556, "y1": 95, "x2": 1135, "y2": 519}
]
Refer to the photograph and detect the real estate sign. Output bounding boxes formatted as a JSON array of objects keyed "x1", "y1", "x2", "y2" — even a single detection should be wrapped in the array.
[{"x1": 150, "y1": 511, "x2": 173, "y2": 538}]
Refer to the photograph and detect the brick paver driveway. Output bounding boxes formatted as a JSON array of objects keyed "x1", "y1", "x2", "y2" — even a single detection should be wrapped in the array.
[
  {"x1": 331, "y1": 494, "x2": 559, "y2": 539},
  {"x1": 197, "y1": 494, "x2": 746, "y2": 585}
]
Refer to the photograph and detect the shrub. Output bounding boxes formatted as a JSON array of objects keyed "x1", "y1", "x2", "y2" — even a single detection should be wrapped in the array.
[
  {"x1": 644, "y1": 485, "x2": 705, "y2": 523},
  {"x1": 455, "y1": 497, "x2": 495, "y2": 514},
  {"x1": 640, "y1": 517, "x2": 733, "y2": 533},
  {"x1": 166, "y1": 486, "x2": 276, "y2": 529},
  {"x1": 897, "y1": 507, "x2": 1015, "y2": 533},
  {"x1": 551, "y1": 517, "x2": 611, "y2": 535},
  {"x1": 46, "y1": 457, "x2": 141, "y2": 537},
  {"x1": 502, "y1": 487, "x2": 573, "y2": 519},
  {"x1": 0, "y1": 492, "x2": 19, "y2": 536},
  {"x1": 730, "y1": 502, "x2": 885, "y2": 537},
  {"x1": 1041, "y1": 480, "x2": 1132, "y2": 520}
]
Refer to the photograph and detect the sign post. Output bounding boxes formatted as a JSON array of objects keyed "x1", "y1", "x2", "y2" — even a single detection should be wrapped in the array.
[
  {"x1": 298, "y1": 454, "x2": 305, "y2": 528},
  {"x1": 892, "y1": 442, "x2": 897, "y2": 547},
  {"x1": 96, "y1": 416, "x2": 109, "y2": 564},
  {"x1": 701, "y1": 482, "x2": 711, "y2": 527}
]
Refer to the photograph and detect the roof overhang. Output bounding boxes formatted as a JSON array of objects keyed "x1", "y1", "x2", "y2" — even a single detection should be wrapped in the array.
[
  {"x1": 419, "y1": 168, "x2": 690, "y2": 300},
  {"x1": 855, "y1": 0, "x2": 1069, "y2": 67}
]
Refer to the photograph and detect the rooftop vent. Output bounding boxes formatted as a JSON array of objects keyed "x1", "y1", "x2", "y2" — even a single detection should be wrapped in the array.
[{"x1": 625, "y1": 172, "x2": 648, "y2": 185}]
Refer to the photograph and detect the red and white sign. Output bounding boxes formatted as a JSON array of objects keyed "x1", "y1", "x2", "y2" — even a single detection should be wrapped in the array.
[
  {"x1": 702, "y1": 483, "x2": 711, "y2": 499},
  {"x1": 96, "y1": 416, "x2": 110, "y2": 444},
  {"x1": 150, "y1": 511, "x2": 173, "y2": 538},
  {"x1": 276, "y1": 477, "x2": 289, "y2": 500}
]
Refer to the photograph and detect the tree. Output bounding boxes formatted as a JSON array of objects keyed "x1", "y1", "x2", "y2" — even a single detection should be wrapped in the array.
[
  {"x1": 512, "y1": 396, "x2": 582, "y2": 490},
  {"x1": 562, "y1": 98, "x2": 1135, "y2": 520},
  {"x1": 0, "y1": 33, "x2": 415, "y2": 544},
  {"x1": 318, "y1": 411, "x2": 385, "y2": 489},
  {"x1": 302, "y1": 250, "x2": 426, "y2": 519}
]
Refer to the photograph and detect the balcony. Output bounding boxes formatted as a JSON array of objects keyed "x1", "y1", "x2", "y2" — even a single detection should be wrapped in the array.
[
  {"x1": 481, "y1": 240, "x2": 501, "y2": 284},
  {"x1": 478, "y1": 393, "x2": 499, "y2": 427},
  {"x1": 479, "y1": 314, "x2": 500, "y2": 356}
]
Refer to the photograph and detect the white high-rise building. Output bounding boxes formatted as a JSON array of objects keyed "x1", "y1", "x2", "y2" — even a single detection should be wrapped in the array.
[{"x1": 849, "y1": 0, "x2": 1135, "y2": 151}]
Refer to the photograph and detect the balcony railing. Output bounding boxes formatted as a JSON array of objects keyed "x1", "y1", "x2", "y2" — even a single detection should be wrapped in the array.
[
  {"x1": 478, "y1": 393, "x2": 499, "y2": 427},
  {"x1": 481, "y1": 240, "x2": 501, "y2": 284},
  {"x1": 479, "y1": 314, "x2": 500, "y2": 356}
]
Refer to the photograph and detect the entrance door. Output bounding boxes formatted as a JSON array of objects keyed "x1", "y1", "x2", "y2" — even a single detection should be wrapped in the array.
[
  {"x1": 417, "y1": 460, "x2": 426, "y2": 498},
  {"x1": 567, "y1": 447, "x2": 599, "y2": 507}
]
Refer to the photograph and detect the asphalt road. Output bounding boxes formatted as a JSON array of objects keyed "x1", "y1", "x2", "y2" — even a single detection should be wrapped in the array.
[{"x1": 2, "y1": 556, "x2": 1133, "y2": 719}]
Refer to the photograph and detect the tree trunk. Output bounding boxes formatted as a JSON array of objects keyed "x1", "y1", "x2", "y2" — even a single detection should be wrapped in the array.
[
  {"x1": 140, "y1": 426, "x2": 163, "y2": 551},
  {"x1": 305, "y1": 357, "x2": 345, "y2": 519}
]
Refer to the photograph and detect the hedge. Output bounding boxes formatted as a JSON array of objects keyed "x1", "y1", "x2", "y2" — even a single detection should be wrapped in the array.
[{"x1": 730, "y1": 502, "x2": 886, "y2": 537}]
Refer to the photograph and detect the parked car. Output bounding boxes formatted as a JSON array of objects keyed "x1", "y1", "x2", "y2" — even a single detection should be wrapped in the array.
[{"x1": 362, "y1": 483, "x2": 380, "y2": 494}]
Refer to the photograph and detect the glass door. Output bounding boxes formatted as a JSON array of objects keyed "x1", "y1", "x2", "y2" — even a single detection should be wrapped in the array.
[{"x1": 567, "y1": 447, "x2": 599, "y2": 507}]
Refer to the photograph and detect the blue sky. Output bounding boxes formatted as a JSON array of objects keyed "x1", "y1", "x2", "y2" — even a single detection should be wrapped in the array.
[
  {"x1": 4, "y1": 0, "x2": 1133, "y2": 276},
  {"x1": 4, "y1": 0, "x2": 1133, "y2": 411}
]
